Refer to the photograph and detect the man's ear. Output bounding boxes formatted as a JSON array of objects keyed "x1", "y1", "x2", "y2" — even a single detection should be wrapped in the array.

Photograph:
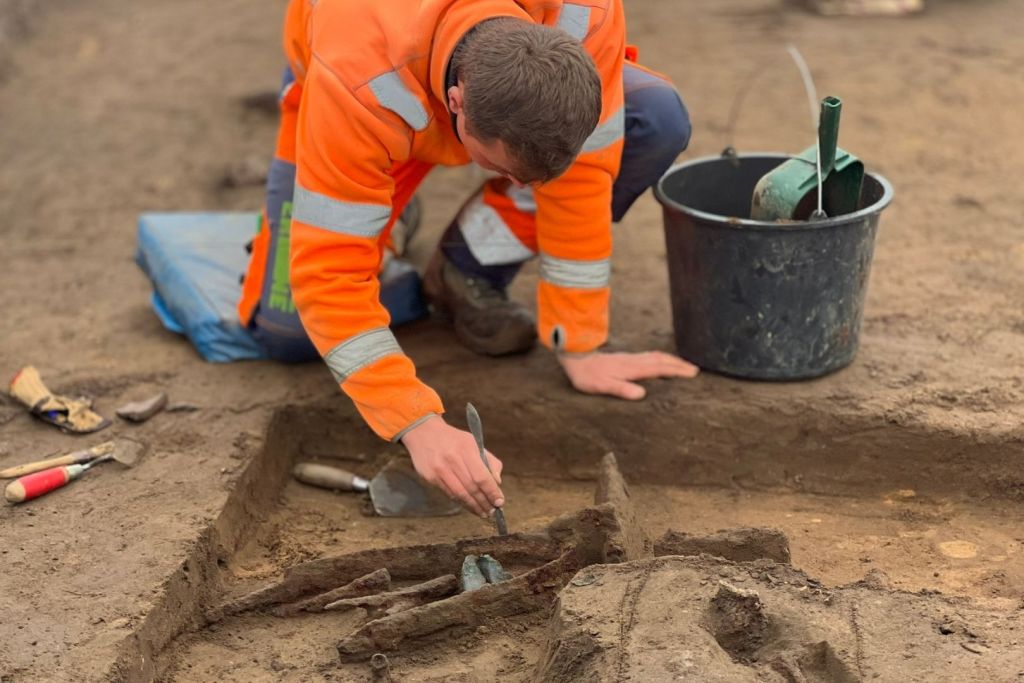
[{"x1": 447, "y1": 83, "x2": 464, "y2": 114}]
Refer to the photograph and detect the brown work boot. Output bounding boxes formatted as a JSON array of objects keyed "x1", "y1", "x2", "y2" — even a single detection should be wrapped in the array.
[{"x1": 423, "y1": 252, "x2": 536, "y2": 356}]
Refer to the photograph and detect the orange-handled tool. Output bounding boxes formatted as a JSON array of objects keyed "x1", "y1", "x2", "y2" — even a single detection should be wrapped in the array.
[{"x1": 5, "y1": 461, "x2": 102, "y2": 504}]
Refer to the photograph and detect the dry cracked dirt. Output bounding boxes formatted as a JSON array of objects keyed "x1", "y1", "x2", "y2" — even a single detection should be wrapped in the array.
[{"x1": 1, "y1": 0, "x2": 1023, "y2": 681}]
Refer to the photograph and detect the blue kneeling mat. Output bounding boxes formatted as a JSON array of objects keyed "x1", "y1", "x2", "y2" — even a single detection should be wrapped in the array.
[{"x1": 136, "y1": 212, "x2": 426, "y2": 363}]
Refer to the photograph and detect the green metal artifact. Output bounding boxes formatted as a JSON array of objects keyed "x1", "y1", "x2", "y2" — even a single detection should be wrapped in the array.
[
  {"x1": 750, "y1": 96, "x2": 864, "y2": 221},
  {"x1": 476, "y1": 554, "x2": 511, "y2": 584},
  {"x1": 460, "y1": 555, "x2": 487, "y2": 592}
]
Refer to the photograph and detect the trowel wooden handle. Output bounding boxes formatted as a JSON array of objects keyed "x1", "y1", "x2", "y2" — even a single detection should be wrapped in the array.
[
  {"x1": 0, "y1": 442, "x2": 114, "y2": 478},
  {"x1": 0, "y1": 454, "x2": 80, "y2": 479},
  {"x1": 293, "y1": 463, "x2": 369, "y2": 492},
  {"x1": 5, "y1": 465, "x2": 88, "y2": 504}
]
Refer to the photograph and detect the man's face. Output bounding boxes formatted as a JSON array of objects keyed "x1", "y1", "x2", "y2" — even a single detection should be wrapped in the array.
[{"x1": 448, "y1": 83, "x2": 528, "y2": 187}]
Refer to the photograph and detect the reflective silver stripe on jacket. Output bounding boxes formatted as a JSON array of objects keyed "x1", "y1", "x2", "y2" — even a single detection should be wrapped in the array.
[
  {"x1": 581, "y1": 106, "x2": 625, "y2": 153},
  {"x1": 557, "y1": 3, "x2": 591, "y2": 41},
  {"x1": 506, "y1": 184, "x2": 537, "y2": 213},
  {"x1": 324, "y1": 327, "x2": 404, "y2": 384},
  {"x1": 459, "y1": 195, "x2": 535, "y2": 266},
  {"x1": 539, "y1": 254, "x2": 610, "y2": 289},
  {"x1": 369, "y1": 70, "x2": 429, "y2": 131},
  {"x1": 292, "y1": 184, "x2": 391, "y2": 238}
]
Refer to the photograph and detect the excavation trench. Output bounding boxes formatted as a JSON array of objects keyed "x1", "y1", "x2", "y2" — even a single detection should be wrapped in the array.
[{"x1": 109, "y1": 404, "x2": 1022, "y2": 682}]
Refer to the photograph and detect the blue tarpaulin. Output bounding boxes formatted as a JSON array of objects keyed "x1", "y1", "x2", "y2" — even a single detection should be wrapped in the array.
[
  {"x1": 136, "y1": 212, "x2": 428, "y2": 363},
  {"x1": 136, "y1": 212, "x2": 269, "y2": 362}
]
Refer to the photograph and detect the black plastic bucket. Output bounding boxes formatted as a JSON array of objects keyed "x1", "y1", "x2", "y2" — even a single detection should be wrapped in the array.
[{"x1": 654, "y1": 153, "x2": 893, "y2": 380}]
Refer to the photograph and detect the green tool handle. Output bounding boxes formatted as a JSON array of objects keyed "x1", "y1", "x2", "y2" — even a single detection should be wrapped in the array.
[{"x1": 818, "y1": 96, "x2": 842, "y2": 174}]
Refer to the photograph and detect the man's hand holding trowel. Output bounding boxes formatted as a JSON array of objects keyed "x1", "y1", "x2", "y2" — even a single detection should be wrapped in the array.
[{"x1": 292, "y1": 403, "x2": 505, "y2": 526}]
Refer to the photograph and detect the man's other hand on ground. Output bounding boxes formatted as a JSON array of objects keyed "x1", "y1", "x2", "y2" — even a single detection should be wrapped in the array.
[
  {"x1": 401, "y1": 415, "x2": 505, "y2": 518},
  {"x1": 558, "y1": 350, "x2": 699, "y2": 400}
]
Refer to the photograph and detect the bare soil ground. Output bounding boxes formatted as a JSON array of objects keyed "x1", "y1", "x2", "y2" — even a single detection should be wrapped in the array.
[{"x1": 0, "y1": 0, "x2": 1022, "y2": 681}]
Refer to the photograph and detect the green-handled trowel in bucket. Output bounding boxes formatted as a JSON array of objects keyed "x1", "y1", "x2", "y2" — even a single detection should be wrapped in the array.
[{"x1": 751, "y1": 96, "x2": 864, "y2": 221}]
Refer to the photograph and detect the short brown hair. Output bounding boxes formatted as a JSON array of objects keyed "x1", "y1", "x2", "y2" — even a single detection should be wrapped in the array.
[{"x1": 452, "y1": 18, "x2": 602, "y2": 183}]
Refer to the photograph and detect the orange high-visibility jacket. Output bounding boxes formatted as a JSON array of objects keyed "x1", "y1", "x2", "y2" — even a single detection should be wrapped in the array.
[{"x1": 280, "y1": 0, "x2": 625, "y2": 440}]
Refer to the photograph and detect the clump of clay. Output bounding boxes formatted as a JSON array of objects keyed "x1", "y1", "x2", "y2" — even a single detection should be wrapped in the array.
[
  {"x1": 705, "y1": 579, "x2": 769, "y2": 662},
  {"x1": 656, "y1": 527, "x2": 791, "y2": 564},
  {"x1": 857, "y1": 568, "x2": 892, "y2": 590}
]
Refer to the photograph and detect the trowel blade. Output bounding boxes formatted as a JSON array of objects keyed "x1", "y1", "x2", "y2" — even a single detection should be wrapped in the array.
[
  {"x1": 368, "y1": 457, "x2": 461, "y2": 518},
  {"x1": 111, "y1": 439, "x2": 146, "y2": 467}
]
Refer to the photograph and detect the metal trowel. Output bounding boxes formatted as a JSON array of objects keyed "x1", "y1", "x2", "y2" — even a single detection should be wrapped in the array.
[
  {"x1": 751, "y1": 96, "x2": 864, "y2": 221},
  {"x1": 293, "y1": 458, "x2": 461, "y2": 518}
]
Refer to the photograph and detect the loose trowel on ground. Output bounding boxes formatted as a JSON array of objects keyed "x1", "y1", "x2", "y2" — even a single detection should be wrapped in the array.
[
  {"x1": 293, "y1": 458, "x2": 461, "y2": 517},
  {"x1": 4, "y1": 439, "x2": 144, "y2": 504},
  {"x1": 0, "y1": 441, "x2": 117, "y2": 478}
]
